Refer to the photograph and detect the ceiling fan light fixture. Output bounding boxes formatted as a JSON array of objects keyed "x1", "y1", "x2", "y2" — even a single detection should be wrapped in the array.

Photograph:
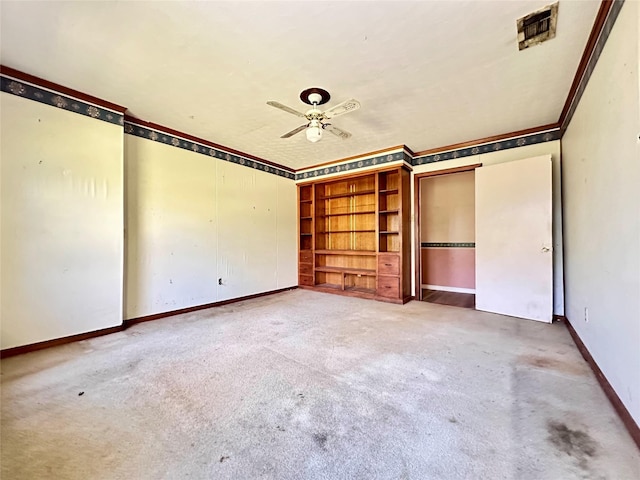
[
  {"x1": 306, "y1": 121, "x2": 323, "y2": 143},
  {"x1": 267, "y1": 89, "x2": 359, "y2": 142}
]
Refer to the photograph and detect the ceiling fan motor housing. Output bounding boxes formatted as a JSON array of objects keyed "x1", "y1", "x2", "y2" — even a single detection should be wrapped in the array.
[
  {"x1": 307, "y1": 93, "x2": 323, "y2": 105},
  {"x1": 305, "y1": 107, "x2": 324, "y2": 119}
]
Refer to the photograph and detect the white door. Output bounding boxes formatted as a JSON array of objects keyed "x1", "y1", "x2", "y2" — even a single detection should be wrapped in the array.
[{"x1": 475, "y1": 155, "x2": 553, "y2": 322}]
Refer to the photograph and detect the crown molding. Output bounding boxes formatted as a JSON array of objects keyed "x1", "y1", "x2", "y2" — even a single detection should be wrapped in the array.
[
  {"x1": 0, "y1": 65, "x2": 125, "y2": 113},
  {"x1": 558, "y1": 0, "x2": 624, "y2": 131},
  {"x1": 412, "y1": 123, "x2": 560, "y2": 159}
]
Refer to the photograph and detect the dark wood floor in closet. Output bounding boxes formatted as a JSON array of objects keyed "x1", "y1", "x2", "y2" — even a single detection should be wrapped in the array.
[{"x1": 422, "y1": 289, "x2": 475, "y2": 309}]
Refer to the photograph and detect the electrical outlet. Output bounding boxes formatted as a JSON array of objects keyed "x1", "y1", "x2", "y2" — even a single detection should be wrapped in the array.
[{"x1": 584, "y1": 307, "x2": 589, "y2": 322}]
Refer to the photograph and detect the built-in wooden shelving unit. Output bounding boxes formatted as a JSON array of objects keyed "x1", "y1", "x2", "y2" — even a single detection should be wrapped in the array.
[{"x1": 297, "y1": 165, "x2": 411, "y2": 304}]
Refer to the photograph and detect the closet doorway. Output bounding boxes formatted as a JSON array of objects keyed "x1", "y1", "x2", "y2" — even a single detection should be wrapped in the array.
[
  {"x1": 415, "y1": 165, "x2": 480, "y2": 308},
  {"x1": 415, "y1": 156, "x2": 553, "y2": 321}
]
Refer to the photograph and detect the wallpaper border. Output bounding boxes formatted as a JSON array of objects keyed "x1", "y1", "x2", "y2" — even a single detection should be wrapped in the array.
[
  {"x1": 560, "y1": 0, "x2": 625, "y2": 131},
  {"x1": 125, "y1": 121, "x2": 296, "y2": 180},
  {"x1": 0, "y1": 75, "x2": 124, "y2": 127},
  {"x1": 296, "y1": 151, "x2": 406, "y2": 181},
  {"x1": 412, "y1": 129, "x2": 561, "y2": 166}
]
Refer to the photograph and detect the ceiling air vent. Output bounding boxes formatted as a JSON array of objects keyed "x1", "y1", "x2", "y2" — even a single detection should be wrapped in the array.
[{"x1": 517, "y1": 2, "x2": 558, "y2": 51}]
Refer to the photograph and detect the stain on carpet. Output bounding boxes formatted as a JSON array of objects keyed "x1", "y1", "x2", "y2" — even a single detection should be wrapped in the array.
[
  {"x1": 519, "y1": 355, "x2": 587, "y2": 376},
  {"x1": 313, "y1": 433, "x2": 328, "y2": 450},
  {"x1": 547, "y1": 420, "x2": 598, "y2": 470}
]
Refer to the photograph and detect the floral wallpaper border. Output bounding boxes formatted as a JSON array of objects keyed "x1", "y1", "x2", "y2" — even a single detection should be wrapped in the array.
[
  {"x1": 125, "y1": 121, "x2": 296, "y2": 180},
  {"x1": 561, "y1": 0, "x2": 625, "y2": 130},
  {"x1": 0, "y1": 75, "x2": 124, "y2": 127},
  {"x1": 295, "y1": 128, "x2": 561, "y2": 181},
  {"x1": 412, "y1": 129, "x2": 561, "y2": 166},
  {"x1": 296, "y1": 151, "x2": 407, "y2": 181}
]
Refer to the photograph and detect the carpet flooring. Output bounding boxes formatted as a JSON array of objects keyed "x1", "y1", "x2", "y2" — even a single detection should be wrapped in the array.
[{"x1": 1, "y1": 289, "x2": 638, "y2": 479}]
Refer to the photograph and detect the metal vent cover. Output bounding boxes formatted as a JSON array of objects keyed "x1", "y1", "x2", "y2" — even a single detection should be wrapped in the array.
[{"x1": 517, "y1": 2, "x2": 559, "y2": 51}]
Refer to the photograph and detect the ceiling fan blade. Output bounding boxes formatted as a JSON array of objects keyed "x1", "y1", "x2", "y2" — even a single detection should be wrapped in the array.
[
  {"x1": 281, "y1": 124, "x2": 308, "y2": 138},
  {"x1": 267, "y1": 101, "x2": 306, "y2": 118},
  {"x1": 323, "y1": 99, "x2": 360, "y2": 119},
  {"x1": 325, "y1": 124, "x2": 352, "y2": 140}
]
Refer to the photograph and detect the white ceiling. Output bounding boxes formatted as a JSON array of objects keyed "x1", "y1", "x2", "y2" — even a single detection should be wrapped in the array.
[{"x1": 1, "y1": 1, "x2": 600, "y2": 170}]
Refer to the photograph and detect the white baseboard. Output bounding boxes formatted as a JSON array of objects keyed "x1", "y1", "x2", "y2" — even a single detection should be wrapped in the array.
[{"x1": 422, "y1": 284, "x2": 476, "y2": 294}]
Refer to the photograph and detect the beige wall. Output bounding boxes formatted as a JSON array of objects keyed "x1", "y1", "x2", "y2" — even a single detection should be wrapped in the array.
[
  {"x1": 124, "y1": 134, "x2": 297, "y2": 319},
  {"x1": 561, "y1": 2, "x2": 639, "y2": 424},
  {"x1": 1, "y1": 93, "x2": 124, "y2": 349},
  {"x1": 0, "y1": 92, "x2": 297, "y2": 349},
  {"x1": 411, "y1": 139, "x2": 564, "y2": 314},
  {"x1": 420, "y1": 171, "x2": 475, "y2": 242}
]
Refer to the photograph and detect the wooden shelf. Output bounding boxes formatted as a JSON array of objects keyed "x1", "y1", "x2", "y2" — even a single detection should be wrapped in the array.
[
  {"x1": 380, "y1": 231, "x2": 399, "y2": 235},
  {"x1": 315, "y1": 250, "x2": 376, "y2": 255},
  {"x1": 300, "y1": 233, "x2": 313, "y2": 236},
  {"x1": 316, "y1": 211, "x2": 375, "y2": 218},
  {"x1": 379, "y1": 209, "x2": 399, "y2": 214},
  {"x1": 318, "y1": 189, "x2": 375, "y2": 200},
  {"x1": 315, "y1": 266, "x2": 376, "y2": 276},
  {"x1": 345, "y1": 286, "x2": 376, "y2": 295},
  {"x1": 314, "y1": 282, "x2": 342, "y2": 291},
  {"x1": 379, "y1": 189, "x2": 399, "y2": 194},
  {"x1": 317, "y1": 229, "x2": 375, "y2": 234},
  {"x1": 300, "y1": 199, "x2": 313, "y2": 204},
  {"x1": 300, "y1": 216, "x2": 313, "y2": 220},
  {"x1": 314, "y1": 283, "x2": 376, "y2": 296}
]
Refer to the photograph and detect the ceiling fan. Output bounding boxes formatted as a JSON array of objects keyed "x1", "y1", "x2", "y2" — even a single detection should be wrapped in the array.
[{"x1": 267, "y1": 87, "x2": 360, "y2": 143}]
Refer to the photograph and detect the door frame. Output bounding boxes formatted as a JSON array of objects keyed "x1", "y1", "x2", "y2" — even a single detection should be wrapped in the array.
[{"x1": 413, "y1": 163, "x2": 482, "y2": 301}]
